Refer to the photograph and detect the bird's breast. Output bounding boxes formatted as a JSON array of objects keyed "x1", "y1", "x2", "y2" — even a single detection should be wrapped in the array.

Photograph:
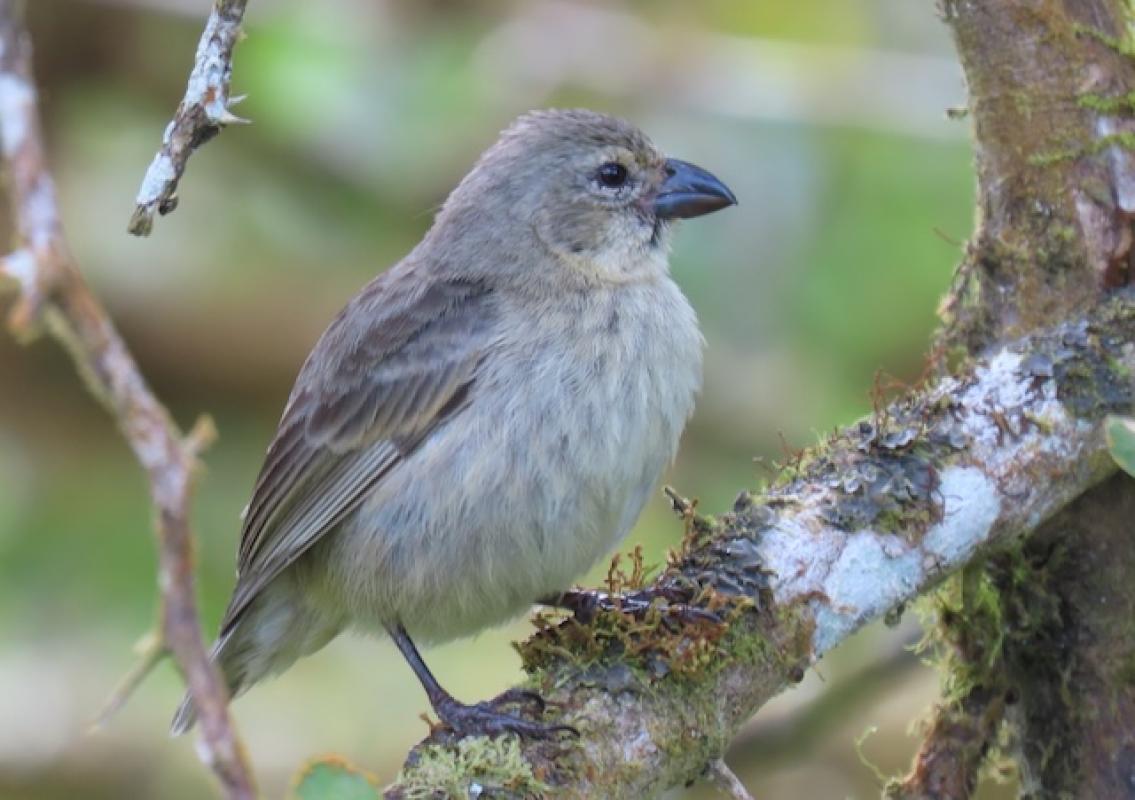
[
  {"x1": 326, "y1": 278, "x2": 704, "y2": 642},
  {"x1": 463, "y1": 278, "x2": 704, "y2": 579}
]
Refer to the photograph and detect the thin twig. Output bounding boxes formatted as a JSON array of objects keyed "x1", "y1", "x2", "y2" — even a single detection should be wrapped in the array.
[
  {"x1": 92, "y1": 630, "x2": 167, "y2": 730},
  {"x1": 884, "y1": 686, "x2": 1005, "y2": 800},
  {"x1": 886, "y1": 565, "x2": 1009, "y2": 800},
  {"x1": 0, "y1": 6, "x2": 255, "y2": 798},
  {"x1": 705, "y1": 759, "x2": 756, "y2": 800},
  {"x1": 127, "y1": 0, "x2": 249, "y2": 236}
]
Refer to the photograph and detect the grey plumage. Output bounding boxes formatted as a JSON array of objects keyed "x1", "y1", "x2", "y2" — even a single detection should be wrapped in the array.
[{"x1": 172, "y1": 109, "x2": 734, "y2": 735}]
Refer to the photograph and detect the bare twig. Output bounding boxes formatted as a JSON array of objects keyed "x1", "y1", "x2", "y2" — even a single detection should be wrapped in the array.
[
  {"x1": 885, "y1": 685, "x2": 1005, "y2": 800},
  {"x1": 885, "y1": 564, "x2": 1009, "y2": 800},
  {"x1": 705, "y1": 759, "x2": 756, "y2": 800},
  {"x1": 0, "y1": 6, "x2": 255, "y2": 798},
  {"x1": 92, "y1": 630, "x2": 167, "y2": 729},
  {"x1": 127, "y1": 0, "x2": 249, "y2": 236}
]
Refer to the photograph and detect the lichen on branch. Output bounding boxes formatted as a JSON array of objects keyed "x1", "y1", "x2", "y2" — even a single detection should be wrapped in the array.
[{"x1": 127, "y1": 0, "x2": 249, "y2": 236}]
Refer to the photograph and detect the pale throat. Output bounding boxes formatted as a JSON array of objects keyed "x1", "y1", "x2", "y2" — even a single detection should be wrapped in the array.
[{"x1": 565, "y1": 229, "x2": 672, "y2": 286}]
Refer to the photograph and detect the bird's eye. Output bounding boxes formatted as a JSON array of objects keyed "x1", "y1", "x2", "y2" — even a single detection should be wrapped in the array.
[{"x1": 596, "y1": 162, "x2": 629, "y2": 189}]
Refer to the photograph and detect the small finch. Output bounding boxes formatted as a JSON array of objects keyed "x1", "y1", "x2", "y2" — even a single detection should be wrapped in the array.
[{"x1": 173, "y1": 108, "x2": 736, "y2": 737}]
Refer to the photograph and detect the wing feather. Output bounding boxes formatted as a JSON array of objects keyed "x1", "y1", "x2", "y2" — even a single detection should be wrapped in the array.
[{"x1": 221, "y1": 270, "x2": 494, "y2": 633}]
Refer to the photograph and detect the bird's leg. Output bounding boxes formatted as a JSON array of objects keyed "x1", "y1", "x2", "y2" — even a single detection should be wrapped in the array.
[
  {"x1": 540, "y1": 586, "x2": 720, "y2": 626},
  {"x1": 387, "y1": 624, "x2": 576, "y2": 739}
]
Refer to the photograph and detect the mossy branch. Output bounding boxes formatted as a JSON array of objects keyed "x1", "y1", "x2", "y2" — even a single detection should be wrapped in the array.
[{"x1": 384, "y1": 294, "x2": 1134, "y2": 798}]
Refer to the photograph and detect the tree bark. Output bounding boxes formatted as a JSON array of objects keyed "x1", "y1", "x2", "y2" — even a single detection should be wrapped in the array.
[
  {"x1": 998, "y1": 475, "x2": 1135, "y2": 798},
  {"x1": 935, "y1": 1, "x2": 1135, "y2": 796},
  {"x1": 939, "y1": 0, "x2": 1135, "y2": 350}
]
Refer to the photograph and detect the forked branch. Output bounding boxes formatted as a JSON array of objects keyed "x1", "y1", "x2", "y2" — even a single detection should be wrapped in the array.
[{"x1": 0, "y1": 5, "x2": 254, "y2": 798}]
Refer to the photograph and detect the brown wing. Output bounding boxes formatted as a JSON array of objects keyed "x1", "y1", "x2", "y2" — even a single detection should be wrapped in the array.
[{"x1": 220, "y1": 270, "x2": 496, "y2": 634}]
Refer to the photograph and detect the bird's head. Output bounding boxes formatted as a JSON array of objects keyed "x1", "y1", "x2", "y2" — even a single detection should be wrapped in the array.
[{"x1": 433, "y1": 109, "x2": 736, "y2": 284}]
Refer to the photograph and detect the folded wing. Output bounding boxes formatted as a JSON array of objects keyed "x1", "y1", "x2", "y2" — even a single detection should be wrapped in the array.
[{"x1": 221, "y1": 270, "x2": 496, "y2": 634}]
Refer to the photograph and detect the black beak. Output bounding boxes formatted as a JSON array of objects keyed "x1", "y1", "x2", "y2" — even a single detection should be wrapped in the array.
[{"x1": 653, "y1": 158, "x2": 737, "y2": 220}]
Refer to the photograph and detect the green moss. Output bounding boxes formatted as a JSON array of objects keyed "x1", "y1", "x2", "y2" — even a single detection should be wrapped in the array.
[
  {"x1": 1027, "y1": 147, "x2": 1080, "y2": 167},
  {"x1": 516, "y1": 582, "x2": 749, "y2": 689},
  {"x1": 1119, "y1": 653, "x2": 1135, "y2": 685},
  {"x1": 907, "y1": 530, "x2": 1112, "y2": 794},
  {"x1": 1051, "y1": 335, "x2": 1135, "y2": 420},
  {"x1": 1072, "y1": 22, "x2": 1135, "y2": 58},
  {"x1": 1050, "y1": 223, "x2": 1077, "y2": 243},
  {"x1": 1078, "y1": 91, "x2": 1135, "y2": 113},
  {"x1": 1097, "y1": 130, "x2": 1135, "y2": 150},
  {"x1": 1030, "y1": 130, "x2": 1135, "y2": 167},
  {"x1": 392, "y1": 736, "x2": 551, "y2": 800}
]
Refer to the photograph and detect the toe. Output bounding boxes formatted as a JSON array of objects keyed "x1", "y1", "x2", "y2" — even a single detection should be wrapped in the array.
[
  {"x1": 492, "y1": 688, "x2": 547, "y2": 712},
  {"x1": 496, "y1": 715, "x2": 577, "y2": 740},
  {"x1": 434, "y1": 696, "x2": 573, "y2": 740}
]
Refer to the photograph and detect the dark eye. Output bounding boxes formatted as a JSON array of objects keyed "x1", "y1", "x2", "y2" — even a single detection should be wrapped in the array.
[{"x1": 596, "y1": 162, "x2": 629, "y2": 189}]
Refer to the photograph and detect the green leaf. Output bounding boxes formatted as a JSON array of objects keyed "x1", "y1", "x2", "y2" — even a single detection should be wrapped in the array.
[
  {"x1": 1106, "y1": 415, "x2": 1135, "y2": 478},
  {"x1": 292, "y1": 758, "x2": 381, "y2": 800}
]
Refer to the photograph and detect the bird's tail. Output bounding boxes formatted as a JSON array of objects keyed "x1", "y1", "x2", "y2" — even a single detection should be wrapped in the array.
[
  {"x1": 170, "y1": 628, "x2": 239, "y2": 736},
  {"x1": 170, "y1": 580, "x2": 344, "y2": 736},
  {"x1": 170, "y1": 691, "x2": 198, "y2": 736}
]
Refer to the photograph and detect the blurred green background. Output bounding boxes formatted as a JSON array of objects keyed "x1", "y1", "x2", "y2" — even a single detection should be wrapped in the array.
[{"x1": 0, "y1": 1, "x2": 1000, "y2": 798}]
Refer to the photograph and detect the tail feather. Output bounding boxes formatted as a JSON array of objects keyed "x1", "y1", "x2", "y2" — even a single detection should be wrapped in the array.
[
  {"x1": 169, "y1": 578, "x2": 344, "y2": 735},
  {"x1": 170, "y1": 629, "x2": 238, "y2": 736},
  {"x1": 170, "y1": 690, "x2": 199, "y2": 736}
]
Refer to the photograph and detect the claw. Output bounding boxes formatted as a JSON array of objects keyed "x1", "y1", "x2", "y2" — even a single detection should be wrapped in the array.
[
  {"x1": 435, "y1": 695, "x2": 576, "y2": 740},
  {"x1": 491, "y1": 687, "x2": 547, "y2": 713}
]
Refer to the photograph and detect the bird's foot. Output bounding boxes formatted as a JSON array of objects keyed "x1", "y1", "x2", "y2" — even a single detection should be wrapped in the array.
[
  {"x1": 430, "y1": 689, "x2": 577, "y2": 740},
  {"x1": 544, "y1": 586, "x2": 721, "y2": 626}
]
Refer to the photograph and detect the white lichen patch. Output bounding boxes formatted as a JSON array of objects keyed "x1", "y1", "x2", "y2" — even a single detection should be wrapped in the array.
[
  {"x1": 760, "y1": 467, "x2": 1004, "y2": 656},
  {"x1": 811, "y1": 532, "x2": 923, "y2": 656},
  {"x1": 193, "y1": 734, "x2": 216, "y2": 767},
  {"x1": 185, "y1": 11, "x2": 236, "y2": 121},
  {"x1": 1097, "y1": 116, "x2": 1135, "y2": 213},
  {"x1": 957, "y1": 349, "x2": 1031, "y2": 452},
  {"x1": 754, "y1": 515, "x2": 844, "y2": 603},
  {"x1": 957, "y1": 343, "x2": 1098, "y2": 529},
  {"x1": 25, "y1": 176, "x2": 59, "y2": 248},
  {"x1": 755, "y1": 343, "x2": 1100, "y2": 659},
  {"x1": 957, "y1": 345, "x2": 1085, "y2": 467},
  {"x1": 0, "y1": 249, "x2": 36, "y2": 292},
  {"x1": 755, "y1": 514, "x2": 924, "y2": 656},
  {"x1": 921, "y1": 466, "x2": 1000, "y2": 567},
  {"x1": 134, "y1": 154, "x2": 177, "y2": 205},
  {"x1": 576, "y1": 690, "x2": 658, "y2": 767},
  {"x1": 0, "y1": 73, "x2": 33, "y2": 157},
  {"x1": 622, "y1": 727, "x2": 658, "y2": 765}
]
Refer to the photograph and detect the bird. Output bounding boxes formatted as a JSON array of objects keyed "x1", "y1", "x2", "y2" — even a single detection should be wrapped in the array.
[{"x1": 172, "y1": 108, "x2": 736, "y2": 738}]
